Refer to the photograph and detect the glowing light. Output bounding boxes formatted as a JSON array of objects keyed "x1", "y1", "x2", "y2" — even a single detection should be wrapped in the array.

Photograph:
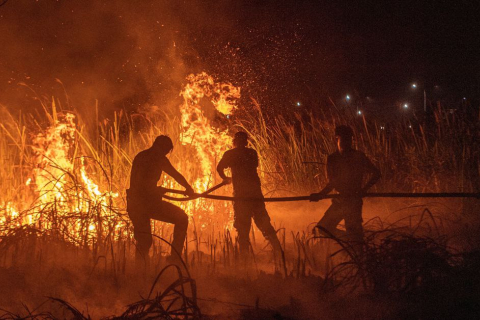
[
  {"x1": 463, "y1": 97, "x2": 467, "y2": 100},
  {"x1": 346, "y1": 95, "x2": 350, "y2": 100},
  {"x1": 380, "y1": 126, "x2": 385, "y2": 130},
  {"x1": 0, "y1": 112, "x2": 122, "y2": 244},
  {"x1": 180, "y1": 72, "x2": 239, "y2": 192},
  {"x1": 1, "y1": 72, "x2": 238, "y2": 243},
  {"x1": 403, "y1": 103, "x2": 408, "y2": 109},
  {"x1": 179, "y1": 72, "x2": 238, "y2": 229},
  {"x1": 10, "y1": 206, "x2": 18, "y2": 218},
  {"x1": 357, "y1": 110, "x2": 362, "y2": 115},
  {"x1": 296, "y1": 102, "x2": 301, "y2": 106},
  {"x1": 412, "y1": 84, "x2": 417, "y2": 88}
]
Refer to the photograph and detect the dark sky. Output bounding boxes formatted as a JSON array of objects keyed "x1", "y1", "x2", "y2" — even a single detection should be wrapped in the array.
[{"x1": 0, "y1": 0, "x2": 479, "y2": 116}]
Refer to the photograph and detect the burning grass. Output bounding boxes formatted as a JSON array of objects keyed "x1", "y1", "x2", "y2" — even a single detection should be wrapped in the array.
[{"x1": 0, "y1": 73, "x2": 479, "y2": 318}]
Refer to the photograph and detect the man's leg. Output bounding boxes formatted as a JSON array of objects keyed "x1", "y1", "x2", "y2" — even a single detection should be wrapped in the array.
[
  {"x1": 344, "y1": 198, "x2": 364, "y2": 244},
  {"x1": 130, "y1": 214, "x2": 152, "y2": 268},
  {"x1": 233, "y1": 201, "x2": 252, "y2": 257},
  {"x1": 127, "y1": 194, "x2": 153, "y2": 270},
  {"x1": 150, "y1": 201, "x2": 188, "y2": 258},
  {"x1": 316, "y1": 199, "x2": 345, "y2": 238},
  {"x1": 252, "y1": 202, "x2": 283, "y2": 256}
]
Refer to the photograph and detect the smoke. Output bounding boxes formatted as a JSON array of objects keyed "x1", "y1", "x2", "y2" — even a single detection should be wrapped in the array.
[
  {"x1": 0, "y1": 0, "x2": 207, "y2": 115},
  {"x1": 0, "y1": 0, "x2": 340, "y2": 117},
  {"x1": 1, "y1": 0, "x2": 478, "y2": 118}
]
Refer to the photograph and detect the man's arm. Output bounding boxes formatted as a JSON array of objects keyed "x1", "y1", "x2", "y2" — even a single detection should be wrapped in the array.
[
  {"x1": 317, "y1": 182, "x2": 334, "y2": 196},
  {"x1": 252, "y1": 149, "x2": 259, "y2": 168},
  {"x1": 216, "y1": 152, "x2": 232, "y2": 184},
  {"x1": 362, "y1": 155, "x2": 381, "y2": 193},
  {"x1": 310, "y1": 155, "x2": 334, "y2": 201},
  {"x1": 162, "y1": 158, "x2": 195, "y2": 195}
]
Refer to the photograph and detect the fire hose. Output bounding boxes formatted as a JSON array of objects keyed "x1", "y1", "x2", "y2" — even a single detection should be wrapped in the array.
[{"x1": 161, "y1": 182, "x2": 480, "y2": 202}]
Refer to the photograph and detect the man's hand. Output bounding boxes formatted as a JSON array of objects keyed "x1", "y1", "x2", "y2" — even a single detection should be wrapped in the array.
[
  {"x1": 222, "y1": 177, "x2": 232, "y2": 185},
  {"x1": 357, "y1": 189, "x2": 367, "y2": 197},
  {"x1": 184, "y1": 186, "x2": 196, "y2": 197},
  {"x1": 310, "y1": 192, "x2": 325, "y2": 202}
]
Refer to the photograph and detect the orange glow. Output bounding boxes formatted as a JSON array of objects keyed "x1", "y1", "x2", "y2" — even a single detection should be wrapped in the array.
[
  {"x1": 0, "y1": 72, "x2": 239, "y2": 243},
  {"x1": 0, "y1": 113, "x2": 122, "y2": 244},
  {"x1": 177, "y1": 72, "x2": 239, "y2": 228},
  {"x1": 180, "y1": 72, "x2": 239, "y2": 191}
]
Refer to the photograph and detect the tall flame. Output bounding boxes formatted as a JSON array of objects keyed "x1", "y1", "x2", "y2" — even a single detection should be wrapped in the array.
[
  {"x1": 180, "y1": 72, "x2": 240, "y2": 191},
  {"x1": 32, "y1": 113, "x2": 118, "y2": 211},
  {"x1": 32, "y1": 113, "x2": 76, "y2": 204},
  {"x1": 0, "y1": 72, "x2": 240, "y2": 240},
  {"x1": 1, "y1": 113, "x2": 121, "y2": 244}
]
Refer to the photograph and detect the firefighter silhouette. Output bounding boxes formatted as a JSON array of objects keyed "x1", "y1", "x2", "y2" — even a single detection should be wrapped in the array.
[
  {"x1": 217, "y1": 131, "x2": 283, "y2": 261},
  {"x1": 127, "y1": 135, "x2": 194, "y2": 265}
]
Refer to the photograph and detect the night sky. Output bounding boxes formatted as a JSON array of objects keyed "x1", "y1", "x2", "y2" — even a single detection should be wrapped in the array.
[{"x1": 0, "y1": 0, "x2": 479, "y2": 116}]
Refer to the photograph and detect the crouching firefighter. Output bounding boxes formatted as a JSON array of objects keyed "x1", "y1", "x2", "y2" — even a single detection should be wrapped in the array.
[
  {"x1": 127, "y1": 135, "x2": 194, "y2": 267},
  {"x1": 217, "y1": 131, "x2": 283, "y2": 264}
]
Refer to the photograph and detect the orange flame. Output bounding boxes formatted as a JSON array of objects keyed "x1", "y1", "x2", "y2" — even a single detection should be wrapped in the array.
[
  {"x1": 0, "y1": 113, "x2": 122, "y2": 243},
  {"x1": 0, "y1": 72, "x2": 240, "y2": 240},
  {"x1": 180, "y1": 72, "x2": 240, "y2": 192}
]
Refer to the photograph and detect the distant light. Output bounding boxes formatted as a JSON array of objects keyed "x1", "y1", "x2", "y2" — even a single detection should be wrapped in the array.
[
  {"x1": 412, "y1": 84, "x2": 417, "y2": 88},
  {"x1": 296, "y1": 102, "x2": 301, "y2": 106},
  {"x1": 463, "y1": 97, "x2": 467, "y2": 100},
  {"x1": 357, "y1": 110, "x2": 362, "y2": 115},
  {"x1": 226, "y1": 115, "x2": 230, "y2": 119},
  {"x1": 346, "y1": 95, "x2": 350, "y2": 101},
  {"x1": 409, "y1": 125, "x2": 412, "y2": 129},
  {"x1": 380, "y1": 126, "x2": 385, "y2": 130},
  {"x1": 403, "y1": 103, "x2": 408, "y2": 109}
]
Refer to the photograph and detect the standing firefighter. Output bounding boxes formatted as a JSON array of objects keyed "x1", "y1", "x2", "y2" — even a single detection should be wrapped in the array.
[
  {"x1": 217, "y1": 131, "x2": 283, "y2": 261},
  {"x1": 311, "y1": 125, "x2": 381, "y2": 243},
  {"x1": 127, "y1": 135, "x2": 194, "y2": 266}
]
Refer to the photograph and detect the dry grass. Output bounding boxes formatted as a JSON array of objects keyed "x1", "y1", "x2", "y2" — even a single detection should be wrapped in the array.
[{"x1": 0, "y1": 94, "x2": 479, "y2": 318}]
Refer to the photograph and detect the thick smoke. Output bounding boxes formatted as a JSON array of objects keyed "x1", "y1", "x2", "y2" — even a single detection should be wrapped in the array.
[
  {"x1": 0, "y1": 0, "x2": 210, "y2": 115},
  {"x1": 0, "y1": 0, "x2": 340, "y2": 117},
  {"x1": 1, "y1": 0, "x2": 479, "y2": 118}
]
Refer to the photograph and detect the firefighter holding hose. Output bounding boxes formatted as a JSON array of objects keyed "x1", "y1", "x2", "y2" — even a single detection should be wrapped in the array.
[
  {"x1": 217, "y1": 131, "x2": 283, "y2": 262},
  {"x1": 311, "y1": 125, "x2": 381, "y2": 243},
  {"x1": 127, "y1": 135, "x2": 195, "y2": 267}
]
